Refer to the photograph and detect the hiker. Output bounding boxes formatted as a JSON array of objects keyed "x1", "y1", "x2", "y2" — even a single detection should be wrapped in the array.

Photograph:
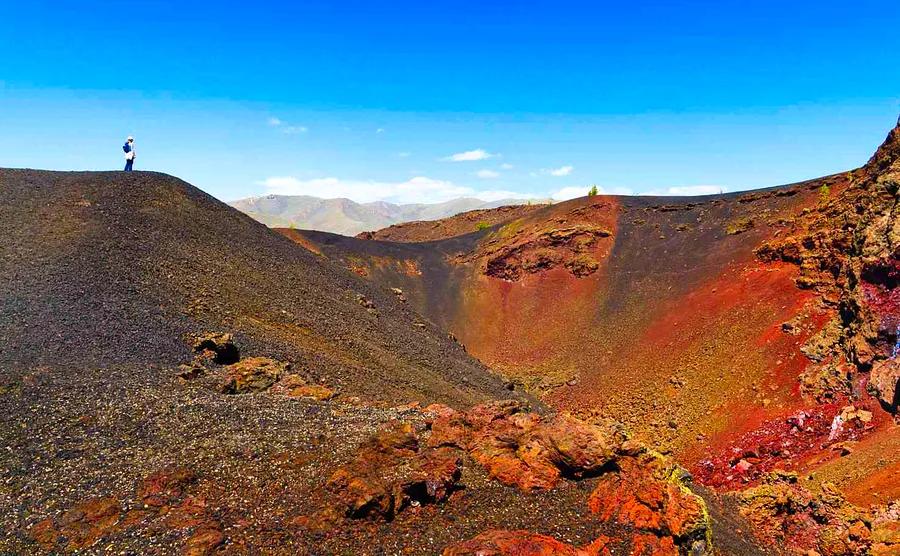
[{"x1": 123, "y1": 136, "x2": 135, "y2": 171}]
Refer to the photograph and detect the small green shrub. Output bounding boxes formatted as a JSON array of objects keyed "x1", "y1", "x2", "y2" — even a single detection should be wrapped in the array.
[
  {"x1": 588, "y1": 185, "x2": 599, "y2": 197},
  {"x1": 475, "y1": 221, "x2": 491, "y2": 231},
  {"x1": 819, "y1": 184, "x2": 831, "y2": 201}
]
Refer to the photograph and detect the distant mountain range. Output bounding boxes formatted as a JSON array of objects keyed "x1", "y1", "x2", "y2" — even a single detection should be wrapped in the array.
[{"x1": 228, "y1": 195, "x2": 545, "y2": 235}]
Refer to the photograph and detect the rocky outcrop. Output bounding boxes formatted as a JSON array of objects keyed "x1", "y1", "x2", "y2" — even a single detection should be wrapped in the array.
[
  {"x1": 755, "y1": 121, "x2": 900, "y2": 413},
  {"x1": 271, "y1": 374, "x2": 336, "y2": 400},
  {"x1": 305, "y1": 401, "x2": 710, "y2": 555},
  {"x1": 472, "y1": 225, "x2": 613, "y2": 280},
  {"x1": 324, "y1": 421, "x2": 462, "y2": 520},
  {"x1": 427, "y1": 400, "x2": 626, "y2": 490},
  {"x1": 869, "y1": 358, "x2": 899, "y2": 412},
  {"x1": 588, "y1": 451, "x2": 710, "y2": 553},
  {"x1": 220, "y1": 356, "x2": 290, "y2": 394},
  {"x1": 738, "y1": 472, "x2": 898, "y2": 555}
]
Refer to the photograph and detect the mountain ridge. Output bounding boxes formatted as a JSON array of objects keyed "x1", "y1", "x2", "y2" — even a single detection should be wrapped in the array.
[{"x1": 229, "y1": 194, "x2": 549, "y2": 235}]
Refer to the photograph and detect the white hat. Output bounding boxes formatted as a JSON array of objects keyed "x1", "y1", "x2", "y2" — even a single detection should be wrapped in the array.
[{"x1": 127, "y1": 136, "x2": 134, "y2": 141}]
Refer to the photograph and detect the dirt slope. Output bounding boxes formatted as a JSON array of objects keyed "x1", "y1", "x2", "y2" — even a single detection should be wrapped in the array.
[
  {"x1": 290, "y1": 120, "x2": 900, "y2": 509},
  {"x1": 0, "y1": 169, "x2": 520, "y2": 407},
  {"x1": 0, "y1": 169, "x2": 543, "y2": 554},
  {"x1": 356, "y1": 203, "x2": 545, "y2": 242}
]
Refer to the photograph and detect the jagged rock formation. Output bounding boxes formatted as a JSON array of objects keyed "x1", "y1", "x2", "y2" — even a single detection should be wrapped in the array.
[{"x1": 756, "y1": 124, "x2": 900, "y2": 413}]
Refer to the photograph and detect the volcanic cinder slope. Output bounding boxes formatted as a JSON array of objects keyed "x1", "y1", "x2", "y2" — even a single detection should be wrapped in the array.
[
  {"x1": 287, "y1": 120, "x2": 900, "y2": 539},
  {"x1": 2, "y1": 120, "x2": 898, "y2": 556},
  {"x1": 1, "y1": 169, "x2": 779, "y2": 556}
]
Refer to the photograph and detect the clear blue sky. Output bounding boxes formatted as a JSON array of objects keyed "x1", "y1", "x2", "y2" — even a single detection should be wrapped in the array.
[{"x1": 1, "y1": 0, "x2": 898, "y2": 203}]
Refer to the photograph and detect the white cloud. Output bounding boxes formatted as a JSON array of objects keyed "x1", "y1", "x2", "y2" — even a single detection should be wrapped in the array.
[
  {"x1": 268, "y1": 117, "x2": 307, "y2": 134},
  {"x1": 551, "y1": 186, "x2": 591, "y2": 200},
  {"x1": 546, "y1": 165, "x2": 574, "y2": 177},
  {"x1": 258, "y1": 175, "x2": 551, "y2": 205},
  {"x1": 500, "y1": 163, "x2": 514, "y2": 170},
  {"x1": 443, "y1": 149, "x2": 498, "y2": 162},
  {"x1": 551, "y1": 184, "x2": 634, "y2": 200},
  {"x1": 260, "y1": 175, "x2": 478, "y2": 204},
  {"x1": 475, "y1": 169, "x2": 500, "y2": 179},
  {"x1": 641, "y1": 185, "x2": 726, "y2": 196}
]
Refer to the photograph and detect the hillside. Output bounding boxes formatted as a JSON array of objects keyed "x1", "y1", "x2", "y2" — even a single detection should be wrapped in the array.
[
  {"x1": 229, "y1": 194, "x2": 543, "y2": 236},
  {"x1": 0, "y1": 169, "x2": 558, "y2": 554},
  {"x1": 288, "y1": 119, "x2": 900, "y2": 517},
  {"x1": 355, "y1": 203, "x2": 544, "y2": 242},
  {"x1": 2, "y1": 118, "x2": 898, "y2": 555}
]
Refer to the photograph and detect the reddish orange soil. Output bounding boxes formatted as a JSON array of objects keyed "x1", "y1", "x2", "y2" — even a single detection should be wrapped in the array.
[{"x1": 295, "y1": 122, "x2": 900, "y2": 517}]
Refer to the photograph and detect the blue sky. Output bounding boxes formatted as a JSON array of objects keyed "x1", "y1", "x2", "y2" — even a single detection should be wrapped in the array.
[{"x1": 1, "y1": 1, "x2": 899, "y2": 203}]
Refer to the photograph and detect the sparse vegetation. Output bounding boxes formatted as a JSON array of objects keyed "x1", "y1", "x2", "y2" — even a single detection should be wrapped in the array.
[
  {"x1": 818, "y1": 183, "x2": 831, "y2": 201},
  {"x1": 588, "y1": 185, "x2": 599, "y2": 197},
  {"x1": 475, "y1": 221, "x2": 491, "y2": 231},
  {"x1": 725, "y1": 217, "x2": 755, "y2": 235}
]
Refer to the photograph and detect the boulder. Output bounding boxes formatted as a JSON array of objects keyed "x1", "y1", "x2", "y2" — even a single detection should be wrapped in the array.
[
  {"x1": 275, "y1": 374, "x2": 336, "y2": 400},
  {"x1": 220, "y1": 357, "x2": 289, "y2": 394},
  {"x1": 588, "y1": 452, "x2": 708, "y2": 546},
  {"x1": 325, "y1": 421, "x2": 462, "y2": 520},
  {"x1": 869, "y1": 358, "x2": 899, "y2": 412}
]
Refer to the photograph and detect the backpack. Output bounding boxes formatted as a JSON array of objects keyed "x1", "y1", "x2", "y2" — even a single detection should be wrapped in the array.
[{"x1": 123, "y1": 144, "x2": 130, "y2": 153}]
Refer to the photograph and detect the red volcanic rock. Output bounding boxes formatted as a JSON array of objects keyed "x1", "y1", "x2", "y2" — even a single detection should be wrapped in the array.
[
  {"x1": 273, "y1": 374, "x2": 336, "y2": 400},
  {"x1": 220, "y1": 356, "x2": 290, "y2": 394},
  {"x1": 869, "y1": 358, "x2": 899, "y2": 413},
  {"x1": 738, "y1": 474, "x2": 889, "y2": 555},
  {"x1": 629, "y1": 533, "x2": 678, "y2": 556},
  {"x1": 31, "y1": 466, "x2": 225, "y2": 553},
  {"x1": 442, "y1": 530, "x2": 613, "y2": 556},
  {"x1": 536, "y1": 414, "x2": 625, "y2": 478},
  {"x1": 428, "y1": 401, "x2": 625, "y2": 491},
  {"x1": 469, "y1": 224, "x2": 613, "y2": 281},
  {"x1": 326, "y1": 421, "x2": 462, "y2": 520},
  {"x1": 588, "y1": 452, "x2": 707, "y2": 547},
  {"x1": 183, "y1": 525, "x2": 226, "y2": 556},
  {"x1": 138, "y1": 466, "x2": 198, "y2": 507},
  {"x1": 31, "y1": 496, "x2": 122, "y2": 551}
]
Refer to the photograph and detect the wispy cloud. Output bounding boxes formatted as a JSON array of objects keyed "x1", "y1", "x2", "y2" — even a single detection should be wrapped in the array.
[
  {"x1": 376, "y1": 128, "x2": 385, "y2": 134},
  {"x1": 500, "y1": 163, "x2": 514, "y2": 170},
  {"x1": 475, "y1": 169, "x2": 500, "y2": 179},
  {"x1": 397, "y1": 152, "x2": 411, "y2": 158},
  {"x1": 259, "y1": 175, "x2": 544, "y2": 204},
  {"x1": 443, "y1": 149, "x2": 498, "y2": 162},
  {"x1": 641, "y1": 185, "x2": 725, "y2": 196},
  {"x1": 545, "y1": 165, "x2": 574, "y2": 177},
  {"x1": 267, "y1": 117, "x2": 307, "y2": 134}
]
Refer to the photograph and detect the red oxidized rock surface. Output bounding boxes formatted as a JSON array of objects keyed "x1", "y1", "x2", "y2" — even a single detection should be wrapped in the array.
[
  {"x1": 738, "y1": 472, "x2": 899, "y2": 555},
  {"x1": 220, "y1": 356, "x2": 290, "y2": 394},
  {"x1": 588, "y1": 451, "x2": 708, "y2": 548},
  {"x1": 427, "y1": 401, "x2": 626, "y2": 491},
  {"x1": 325, "y1": 421, "x2": 462, "y2": 520},
  {"x1": 30, "y1": 466, "x2": 223, "y2": 554},
  {"x1": 32, "y1": 496, "x2": 122, "y2": 551},
  {"x1": 442, "y1": 530, "x2": 614, "y2": 556}
]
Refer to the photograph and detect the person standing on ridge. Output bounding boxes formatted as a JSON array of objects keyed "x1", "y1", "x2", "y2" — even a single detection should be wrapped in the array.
[{"x1": 123, "y1": 136, "x2": 135, "y2": 171}]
